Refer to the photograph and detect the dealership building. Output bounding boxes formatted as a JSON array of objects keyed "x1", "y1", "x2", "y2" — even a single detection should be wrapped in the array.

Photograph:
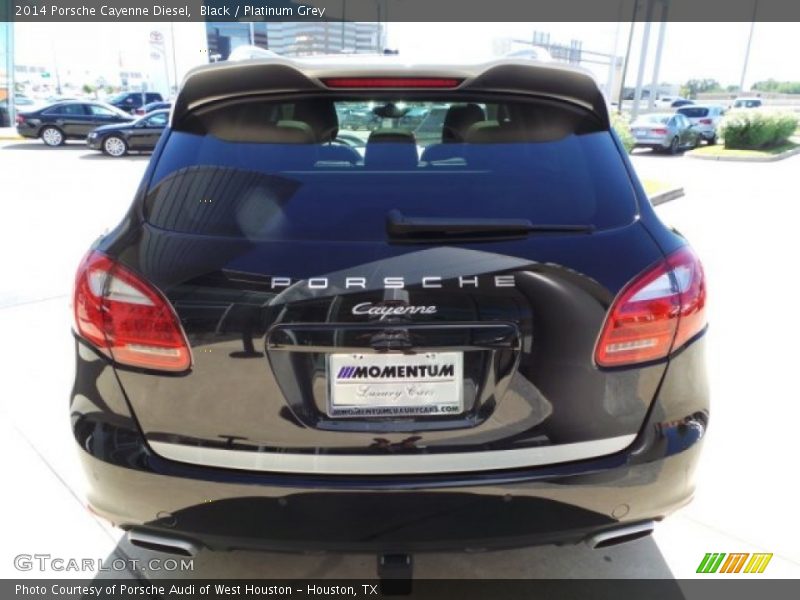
[{"x1": 205, "y1": 21, "x2": 383, "y2": 61}]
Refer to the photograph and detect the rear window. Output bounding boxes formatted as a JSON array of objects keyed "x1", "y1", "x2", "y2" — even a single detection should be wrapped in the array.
[
  {"x1": 678, "y1": 107, "x2": 709, "y2": 118},
  {"x1": 145, "y1": 96, "x2": 637, "y2": 241},
  {"x1": 43, "y1": 103, "x2": 85, "y2": 116},
  {"x1": 639, "y1": 115, "x2": 670, "y2": 124}
]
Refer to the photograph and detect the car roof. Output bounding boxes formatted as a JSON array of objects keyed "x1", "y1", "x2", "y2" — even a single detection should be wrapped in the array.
[
  {"x1": 635, "y1": 113, "x2": 674, "y2": 119},
  {"x1": 174, "y1": 56, "x2": 609, "y2": 128}
]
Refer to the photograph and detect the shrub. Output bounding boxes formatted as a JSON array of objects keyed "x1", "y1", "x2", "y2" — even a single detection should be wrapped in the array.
[
  {"x1": 720, "y1": 110, "x2": 799, "y2": 149},
  {"x1": 611, "y1": 111, "x2": 635, "y2": 154}
]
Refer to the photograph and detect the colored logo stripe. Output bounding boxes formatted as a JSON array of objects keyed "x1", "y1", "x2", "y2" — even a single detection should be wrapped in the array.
[
  {"x1": 337, "y1": 366, "x2": 355, "y2": 379},
  {"x1": 719, "y1": 553, "x2": 749, "y2": 573},
  {"x1": 744, "y1": 553, "x2": 773, "y2": 574},
  {"x1": 697, "y1": 552, "x2": 773, "y2": 574},
  {"x1": 697, "y1": 553, "x2": 726, "y2": 573}
]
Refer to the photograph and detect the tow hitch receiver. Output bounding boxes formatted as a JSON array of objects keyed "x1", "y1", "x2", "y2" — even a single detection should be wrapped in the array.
[{"x1": 378, "y1": 553, "x2": 413, "y2": 595}]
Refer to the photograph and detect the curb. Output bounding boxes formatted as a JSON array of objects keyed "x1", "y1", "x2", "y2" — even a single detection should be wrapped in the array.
[
  {"x1": 686, "y1": 144, "x2": 800, "y2": 162},
  {"x1": 649, "y1": 187, "x2": 685, "y2": 206},
  {"x1": 0, "y1": 134, "x2": 22, "y2": 141}
]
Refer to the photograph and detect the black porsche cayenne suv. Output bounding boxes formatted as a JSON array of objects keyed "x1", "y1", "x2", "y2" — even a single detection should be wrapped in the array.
[{"x1": 71, "y1": 57, "x2": 708, "y2": 558}]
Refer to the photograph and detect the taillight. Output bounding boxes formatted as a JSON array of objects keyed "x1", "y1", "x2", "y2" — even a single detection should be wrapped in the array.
[
  {"x1": 16, "y1": 114, "x2": 26, "y2": 124},
  {"x1": 595, "y1": 246, "x2": 706, "y2": 368},
  {"x1": 73, "y1": 251, "x2": 191, "y2": 372},
  {"x1": 651, "y1": 128, "x2": 668, "y2": 135},
  {"x1": 321, "y1": 77, "x2": 463, "y2": 89},
  {"x1": 699, "y1": 118, "x2": 712, "y2": 125}
]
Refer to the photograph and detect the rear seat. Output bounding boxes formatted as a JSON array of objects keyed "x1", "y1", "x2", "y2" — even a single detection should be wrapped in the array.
[
  {"x1": 291, "y1": 99, "x2": 361, "y2": 165},
  {"x1": 364, "y1": 129, "x2": 419, "y2": 169},
  {"x1": 420, "y1": 103, "x2": 485, "y2": 164}
]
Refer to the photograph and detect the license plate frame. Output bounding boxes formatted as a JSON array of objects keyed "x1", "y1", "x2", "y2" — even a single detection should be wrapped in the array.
[{"x1": 327, "y1": 352, "x2": 464, "y2": 418}]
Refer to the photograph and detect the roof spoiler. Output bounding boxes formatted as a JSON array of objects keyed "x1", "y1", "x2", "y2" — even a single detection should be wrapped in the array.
[{"x1": 171, "y1": 58, "x2": 609, "y2": 129}]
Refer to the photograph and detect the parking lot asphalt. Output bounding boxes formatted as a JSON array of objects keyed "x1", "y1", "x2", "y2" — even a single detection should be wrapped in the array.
[{"x1": 1, "y1": 140, "x2": 799, "y2": 580}]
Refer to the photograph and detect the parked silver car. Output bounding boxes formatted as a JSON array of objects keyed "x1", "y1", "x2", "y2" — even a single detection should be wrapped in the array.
[
  {"x1": 631, "y1": 112, "x2": 700, "y2": 154},
  {"x1": 677, "y1": 105, "x2": 725, "y2": 145},
  {"x1": 732, "y1": 97, "x2": 763, "y2": 109}
]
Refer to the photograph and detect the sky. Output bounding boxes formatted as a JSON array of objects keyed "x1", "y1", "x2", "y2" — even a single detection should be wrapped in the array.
[{"x1": 12, "y1": 21, "x2": 800, "y2": 91}]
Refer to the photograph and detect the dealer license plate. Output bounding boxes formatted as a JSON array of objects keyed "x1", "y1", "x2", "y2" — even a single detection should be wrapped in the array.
[{"x1": 327, "y1": 352, "x2": 464, "y2": 418}]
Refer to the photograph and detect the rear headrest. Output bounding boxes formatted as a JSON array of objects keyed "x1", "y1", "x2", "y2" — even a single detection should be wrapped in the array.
[
  {"x1": 275, "y1": 120, "x2": 314, "y2": 142},
  {"x1": 464, "y1": 121, "x2": 533, "y2": 144},
  {"x1": 203, "y1": 107, "x2": 315, "y2": 143},
  {"x1": 291, "y1": 99, "x2": 339, "y2": 143},
  {"x1": 442, "y1": 103, "x2": 486, "y2": 143},
  {"x1": 367, "y1": 129, "x2": 417, "y2": 145},
  {"x1": 365, "y1": 129, "x2": 418, "y2": 169}
]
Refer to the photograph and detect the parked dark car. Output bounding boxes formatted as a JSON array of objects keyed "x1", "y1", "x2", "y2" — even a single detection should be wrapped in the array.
[
  {"x1": 413, "y1": 105, "x2": 450, "y2": 143},
  {"x1": 134, "y1": 101, "x2": 172, "y2": 116},
  {"x1": 670, "y1": 99, "x2": 694, "y2": 108},
  {"x1": 71, "y1": 57, "x2": 708, "y2": 564},
  {"x1": 16, "y1": 101, "x2": 133, "y2": 146},
  {"x1": 87, "y1": 109, "x2": 169, "y2": 156},
  {"x1": 397, "y1": 106, "x2": 430, "y2": 129},
  {"x1": 108, "y1": 91, "x2": 164, "y2": 114},
  {"x1": 339, "y1": 105, "x2": 381, "y2": 131}
]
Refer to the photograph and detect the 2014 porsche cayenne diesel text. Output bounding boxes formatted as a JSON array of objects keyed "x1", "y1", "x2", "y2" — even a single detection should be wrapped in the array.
[{"x1": 71, "y1": 56, "x2": 708, "y2": 556}]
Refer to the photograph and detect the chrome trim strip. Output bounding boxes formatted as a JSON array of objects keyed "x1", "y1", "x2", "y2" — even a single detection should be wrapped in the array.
[{"x1": 149, "y1": 435, "x2": 635, "y2": 475}]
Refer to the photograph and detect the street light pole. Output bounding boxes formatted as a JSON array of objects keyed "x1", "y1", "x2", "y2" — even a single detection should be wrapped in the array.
[
  {"x1": 617, "y1": 0, "x2": 640, "y2": 114},
  {"x1": 648, "y1": 1, "x2": 669, "y2": 111},
  {"x1": 51, "y1": 36, "x2": 62, "y2": 96},
  {"x1": 170, "y1": 23, "x2": 178, "y2": 97},
  {"x1": 341, "y1": 0, "x2": 347, "y2": 50},
  {"x1": 739, "y1": 0, "x2": 759, "y2": 92},
  {"x1": 632, "y1": 0, "x2": 655, "y2": 120}
]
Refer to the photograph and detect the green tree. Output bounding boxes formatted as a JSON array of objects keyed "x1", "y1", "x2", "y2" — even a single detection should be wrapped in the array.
[
  {"x1": 682, "y1": 78, "x2": 723, "y2": 99},
  {"x1": 751, "y1": 79, "x2": 800, "y2": 94}
]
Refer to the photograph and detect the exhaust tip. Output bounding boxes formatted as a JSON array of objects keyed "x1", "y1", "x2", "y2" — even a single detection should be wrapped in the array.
[
  {"x1": 127, "y1": 529, "x2": 200, "y2": 557},
  {"x1": 586, "y1": 520, "x2": 655, "y2": 549}
]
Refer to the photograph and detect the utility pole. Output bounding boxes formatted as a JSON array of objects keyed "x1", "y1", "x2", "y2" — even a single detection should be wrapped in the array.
[{"x1": 739, "y1": 0, "x2": 759, "y2": 92}]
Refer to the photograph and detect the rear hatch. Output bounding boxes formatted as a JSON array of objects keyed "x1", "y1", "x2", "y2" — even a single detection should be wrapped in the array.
[
  {"x1": 677, "y1": 106, "x2": 712, "y2": 127},
  {"x1": 102, "y1": 88, "x2": 671, "y2": 474}
]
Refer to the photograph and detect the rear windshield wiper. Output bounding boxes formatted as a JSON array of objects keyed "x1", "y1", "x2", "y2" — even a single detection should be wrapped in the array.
[{"x1": 386, "y1": 209, "x2": 595, "y2": 243}]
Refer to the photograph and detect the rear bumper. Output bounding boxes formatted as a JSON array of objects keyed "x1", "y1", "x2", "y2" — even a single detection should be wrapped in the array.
[
  {"x1": 71, "y1": 335, "x2": 709, "y2": 553},
  {"x1": 633, "y1": 136, "x2": 670, "y2": 148},
  {"x1": 16, "y1": 125, "x2": 37, "y2": 139},
  {"x1": 78, "y1": 438, "x2": 701, "y2": 553}
]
